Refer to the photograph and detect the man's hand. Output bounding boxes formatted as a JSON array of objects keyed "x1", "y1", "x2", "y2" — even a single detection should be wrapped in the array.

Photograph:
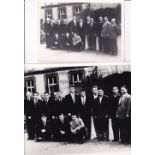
[
  {"x1": 60, "y1": 130, "x2": 65, "y2": 135},
  {"x1": 41, "y1": 129, "x2": 46, "y2": 133}
]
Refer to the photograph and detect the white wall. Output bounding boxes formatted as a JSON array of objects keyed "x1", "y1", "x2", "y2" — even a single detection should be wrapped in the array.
[
  {"x1": 35, "y1": 74, "x2": 45, "y2": 95},
  {"x1": 58, "y1": 71, "x2": 70, "y2": 97}
]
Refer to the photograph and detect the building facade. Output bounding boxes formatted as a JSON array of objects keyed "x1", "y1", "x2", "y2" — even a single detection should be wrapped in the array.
[
  {"x1": 41, "y1": 3, "x2": 121, "y2": 22},
  {"x1": 24, "y1": 65, "x2": 130, "y2": 98}
]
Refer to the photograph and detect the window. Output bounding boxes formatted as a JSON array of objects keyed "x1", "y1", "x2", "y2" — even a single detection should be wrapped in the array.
[
  {"x1": 70, "y1": 70, "x2": 84, "y2": 85},
  {"x1": 73, "y1": 5, "x2": 82, "y2": 16},
  {"x1": 45, "y1": 74, "x2": 59, "y2": 95},
  {"x1": 25, "y1": 77, "x2": 36, "y2": 94},
  {"x1": 45, "y1": 9, "x2": 52, "y2": 19},
  {"x1": 58, "y1": 7, "x2": 66, "y2": 19}
]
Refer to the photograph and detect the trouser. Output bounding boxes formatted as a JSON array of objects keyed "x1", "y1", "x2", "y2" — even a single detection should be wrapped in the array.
[
  {"x1": 103, "y1": 37, "x2": 110, "y2": 53},
  {"x1": 110, "y1": 38, "x2": 117, "y2": 55},
  {"x1": 118, "y1": 118, "x2": 131, "y2": 144},
  {"x1": 70, "y1": 128, "x2": 86, "y2": 142},
  {"x1": 79, "y1": 34, "x2": 85, "y2": 50},
  {"x1": 94, "y1": 117, "x2": 109, "y2": 140},
  {"x1": 111, "y1": 117, "x2": 119, "y2": 141},
  {"x1": 73, "y1": 42, "x2": 82, "y2": 51},
  {"x1": 98, "y1": 36, "x2": 104, "y2": 51},
  {"x1": 81, "y1": 116, "x2": 91, "y2": 139},
  {"x1": 88, "y1": 35, "x2": 96, "y2": 50},
  {"x1": 26, "y1": 118, "x2": 35, "y2": 139},
  {"x1": 46, "y1": 34, "x2": 51, "y2": 48}
]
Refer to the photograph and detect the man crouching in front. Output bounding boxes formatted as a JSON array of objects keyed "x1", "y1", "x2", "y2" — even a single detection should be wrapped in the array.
[{"x1": 69, "y1": 114, "x2": 86, "y2": 144}]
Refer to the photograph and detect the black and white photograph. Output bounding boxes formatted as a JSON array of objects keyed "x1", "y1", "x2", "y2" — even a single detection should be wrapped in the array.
[
  {"x1": 24, "y1": 64, "x2": 131, "y2": 155},
  {"x1": 37, "y1": 0, "x2": 124, "y2": 63}
]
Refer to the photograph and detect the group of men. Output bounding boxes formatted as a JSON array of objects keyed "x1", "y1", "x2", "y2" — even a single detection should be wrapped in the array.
[
  {"x1": 25, "y1": 85, "x2": 131, "y2": 144},
  {"x1": 43, "y1": 16, "x2": 120, "y2": 54}
]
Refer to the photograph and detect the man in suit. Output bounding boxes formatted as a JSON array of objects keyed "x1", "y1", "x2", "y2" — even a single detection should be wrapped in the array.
[
  {"x1": 87, "y1": 18, "x2": 96, "y2": 50},
  {"x1": 49, "y1": 19, "x2": 56, "y2": 49},
  {"x1": 70, "y1": 16, "x2": 78, "y2": 36},
  {"x1": 77, "y1": 89, "x2": 91, "y2": 140},
  {"x1": 25, "y1": 91, "x2": 34, "y2": 139},
  {"x1": 90, "y1": 85, "x2": 99, "y2": 139},
  {"x1": 93, "y1": 88, "x2": 109, "y2": 141},
  {"x1": 31, "y1": 92, "x2": 44, "y2": 141},
  {"x1": 109, "y1": 18, "x2": 119, "y2": 55},
  {"x1": 109, "y1": 86, "x2": 120, "y2": 142},
  {"x1": 65, "y1": 85, "x2": 78, "y2": 117},
  {"x1": 55, "y1": 113, "x2": 71, "y2": 141},
  {"x1": 44, "y1": 18, "x2": 51, "y2": 48},
  {"x1": 52, "y1": 33, "x2": 60, "y2": 49},
  {"x1": 101, "y1": 16, "x2": 112, "y2": 53},
  {"x1": 85, "y1": 16, "x2": 91, "y2": 49},
  {"x1": 35, "y1": 114, "x2": 50, "y2": 141},
  {"x1": 96, "y1": 17, "x2": 104, "y2": 51},
  {"x1": 78, "y1": 18, "x2": 86, "y2": 50},
  {"x1": 116, "y1": 86, "x2": 131, "y2": 144},
  {"x1": 47, "y1": 91, "x2": 60, "y2": 140},
  {"x1": 64, "y1": 32, "x2": 72, "y2": 50}
]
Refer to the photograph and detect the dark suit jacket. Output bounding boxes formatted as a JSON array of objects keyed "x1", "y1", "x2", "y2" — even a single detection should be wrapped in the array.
[
  {"x1": 69, "y1": 20, "x2": 79, "y2": 34},
  {"x1": 65, "y1": 94, "x2": 78, "y2": 114},
  {"x1": 78, "y1": 22, "x2": 86, "y2": 37},
  {"x1": 109, "y1": 23, "x2": 119, "y2": 39},
  {"x1": 93, "y1": 96, "x2": 109, "y2": 119},
  {"x1": 96, "y1": 22, "x2": 103, "y2": 36},
  {"x1": 109, "y1": 94, "x2": 120, "y2": 118},
  {"x1": 44, "y1": 22, "x2": 51, "y2": 35},
  {"x1": 77, "y1": 95, "x2": 91, "y2": 119},
  {"x1": 56, "y1": 119, "x2": 70, "y2": 134},
  {"x1": 116, "y1": 93, "x2": 131, "y2": 119},
  {"x1": 87, "y1": 22, "x2": 96, "y2": 37},
  {"x1": 55, "y1": 23, "x2": 62, "y2": 35}
]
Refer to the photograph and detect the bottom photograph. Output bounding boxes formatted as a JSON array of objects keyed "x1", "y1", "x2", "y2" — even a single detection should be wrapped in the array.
[{"x1": 24, "y1": 64, "x2": 131, "y2": 155}]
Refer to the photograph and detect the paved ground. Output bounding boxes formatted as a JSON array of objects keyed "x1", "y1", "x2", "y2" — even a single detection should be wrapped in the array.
[
  {"x1": 37, "y1": 36, "x2": 122, "y2": 63},
  {"x1": 25, "y1": 119, "x2": 130, "y2": 155},
  {"x1": 25, "y1": 134, "x2": 130, "y2": 155}
]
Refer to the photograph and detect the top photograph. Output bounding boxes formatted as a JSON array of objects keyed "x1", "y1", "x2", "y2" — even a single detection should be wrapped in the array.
[{"x1": 37, "y1": 0, "x2": 125, "y2": 63}]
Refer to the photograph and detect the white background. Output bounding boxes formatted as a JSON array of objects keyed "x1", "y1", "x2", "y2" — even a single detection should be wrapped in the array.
[{"x1": 0, "y1": 0, "x2": 155, "y2": 155}]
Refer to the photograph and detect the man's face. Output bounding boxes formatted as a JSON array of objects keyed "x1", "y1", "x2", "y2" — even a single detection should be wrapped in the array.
[
  {"x1": 80, "y1": 91, "x2": 86, "y2": 97},
  {"x1": 33, "y1": 95, "x2": 39, "y2": 101},
  {"x1": 99, "y1": 17, "x2": 103, "y2": 22},
  {"x1": 90, "y1": 18, "x2": 94, "y2": 23},
  {"x1": 54, "y1": 92, "x2": 59, "y2": 100},
  {"x1": 59, "y1": 114, "x2": 64, "y2": 121},
  {"x1": 98, "y1": 90, "x2": 104, "y2": 96},
  {"x1": 58, "y1": 91, "x2": 63, "y2": 98},
  {"x1": 44, "y1": 94, "x2": 49, "y2": 101},
  {"x1": 112, "y1": 87, "x2": 119, "y2": 94},
  {"x1": 111, "y1": 19, "x2": 116, "y2": 24},
  {"x1": 73, "y1": 16, "x2": 76, "y2": 20},
  {"x1": 72, "y1": 115, "x2": 77, "y2": 120},
  {"x1": 26, "y1": 92, "x2": 32, "y2": 98},
  {"x1": 79, "y1": 19, "x2": 83, "y2": 23},
  {"x1": 104, "y1": 17, "x2": 108, "y2": 22},
  {"x1": 121, "y1": 87, "x2": 127, "y2": 95},
  {"x1": 92, "y1": 87, "x2": 98, "y2": 95},
  {"x1": 87, "y1": 16, "x2": 90, "y2": 21},
  {"x1": 70, "y1": 87, "x2": 75, "y2": 93}
]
